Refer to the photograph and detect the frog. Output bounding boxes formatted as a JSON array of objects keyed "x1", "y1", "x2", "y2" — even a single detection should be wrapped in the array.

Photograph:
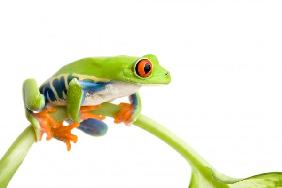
[{"x1": 23, "y1": 54, "x2": 171, "y2": 150}]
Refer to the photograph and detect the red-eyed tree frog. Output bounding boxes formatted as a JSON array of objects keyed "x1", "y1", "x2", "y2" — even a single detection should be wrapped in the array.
[{"x1": 23, "y1": 54, "x2": 171, "y2": 150}]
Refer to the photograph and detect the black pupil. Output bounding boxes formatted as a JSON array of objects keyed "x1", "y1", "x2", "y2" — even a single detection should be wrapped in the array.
[{"x1": 144, "y1": 63, "x2": 151, "y2": 74}]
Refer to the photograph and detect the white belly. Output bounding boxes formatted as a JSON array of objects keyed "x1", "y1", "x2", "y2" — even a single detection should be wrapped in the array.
[{"x1": 82, "y1": 81, "x2": 141, "y2": 106}]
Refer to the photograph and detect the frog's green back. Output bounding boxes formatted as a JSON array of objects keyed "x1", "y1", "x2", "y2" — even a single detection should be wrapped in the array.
[{"x1": 54, "y1": 55, "x2": 138, "y2": 79}]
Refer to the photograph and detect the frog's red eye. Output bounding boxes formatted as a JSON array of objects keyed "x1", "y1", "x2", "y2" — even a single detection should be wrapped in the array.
[{"x1": 135, "y1": 59, "x2": 152, "y2": 78}]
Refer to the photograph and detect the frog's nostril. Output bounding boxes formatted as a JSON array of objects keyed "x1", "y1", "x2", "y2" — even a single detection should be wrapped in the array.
[{"x1": 164, "y1": 71, "x2": 171, "y2": 83}]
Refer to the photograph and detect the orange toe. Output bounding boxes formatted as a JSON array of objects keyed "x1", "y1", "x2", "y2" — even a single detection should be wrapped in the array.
[{"x1": 66, "y1": 140, "x2": 71, "y2": 151}]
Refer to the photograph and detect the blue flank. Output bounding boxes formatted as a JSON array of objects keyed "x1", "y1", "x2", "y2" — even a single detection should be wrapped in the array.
[
  {"x1": 78, "y1": 80, "x2": 108, "y2": 92},
  {"x1": 39, "y1": 82, "x2": 56, "y2": 102},
  {"x1": 39, "y1": 75, "x2": 109, "y2": 104},
  {"x1": 79, "y1": 80, "x2": 109, "y2": 105},
  {"x1": 52, "y1": 76, "x2": 68, "y2": 99}
]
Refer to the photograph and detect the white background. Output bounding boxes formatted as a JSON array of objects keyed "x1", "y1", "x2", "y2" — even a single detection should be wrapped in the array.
[{"x1": 1, "y1": 0, "x2": 282, "y2": 187}]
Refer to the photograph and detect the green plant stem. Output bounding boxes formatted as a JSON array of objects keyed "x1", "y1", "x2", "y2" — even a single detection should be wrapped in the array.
[
  {"x1": 0, "y1": 102, "x2": 226, "y2": 188},
  {"x1": 2, "y1": 103, "x2": 281, "y2": 188},
  {"x1": 0, "y1": 126, "x2": 35, "y2": 188},
  {"x1": 92, "y1": 103, "x2": 235, "y2": 187}
]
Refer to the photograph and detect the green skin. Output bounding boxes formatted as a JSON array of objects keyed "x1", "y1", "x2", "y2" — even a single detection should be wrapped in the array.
[{"x1": 23, "y1": 54, "x2": 171, "y2": 140}]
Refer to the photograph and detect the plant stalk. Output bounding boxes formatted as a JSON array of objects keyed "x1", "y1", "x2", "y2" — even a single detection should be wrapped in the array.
[
  {"x1": 0, "y1": 102, "x2": 223, "y2": 188},
  {"x1": 0, "y1": 126, "x2": 35, "y2": 188}
]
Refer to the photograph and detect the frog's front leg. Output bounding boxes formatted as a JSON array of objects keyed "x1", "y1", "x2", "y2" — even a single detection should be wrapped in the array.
[
  {"x1": 67, "y1": 78, "x2": 83, "y2": 122},
  {"x1": 114, "y1": 92, "x2": 142, "y2": 124},
  {"x1": 67, "y1": 78, "x2": 105, "y2": 123},
  {"x1": 23, "y1": 79, "x2": 46, "y2": 139}
]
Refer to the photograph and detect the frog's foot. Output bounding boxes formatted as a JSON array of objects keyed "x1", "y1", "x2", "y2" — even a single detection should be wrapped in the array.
[
  {"x1": 52, "y1": 122, "x2": 80, "y2": 151},
  {"x1": 33, "y1": 106, "x2": 79, "y2": 150},
  {"x1": 114, "y1": 103, "x2": 134, "y2": 125},
  {"x1": 80, "y1": 105, "x2": 105, "y2": 121}
]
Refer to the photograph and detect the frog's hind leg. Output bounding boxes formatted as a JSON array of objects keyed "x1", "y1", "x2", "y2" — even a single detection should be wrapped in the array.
[
  {"x1": 80, "y1": 106, "x2": 105, "y2": 120},
  {"x1": 78, "y1": 118, "x2": 108, "y2": 136},
  {"x1": 79, "y1": 105, "x2": 106, "y2": 136}
]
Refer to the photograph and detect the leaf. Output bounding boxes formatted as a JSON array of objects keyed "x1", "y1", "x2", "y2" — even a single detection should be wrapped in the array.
[{"x1": 229, "y1": 172, "x2": 282, "y2": 188}]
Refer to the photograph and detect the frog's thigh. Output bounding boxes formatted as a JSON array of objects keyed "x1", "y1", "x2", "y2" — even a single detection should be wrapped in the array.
[
  {"x1": 23, "y1": 79, "x2": 45, "y2": 111},
  {"x1": 67, "y1": 78, "x2": 84, "y2": 122},
  {"x1": 78, "y1": 118, "x2": 108, "y2": 136}
]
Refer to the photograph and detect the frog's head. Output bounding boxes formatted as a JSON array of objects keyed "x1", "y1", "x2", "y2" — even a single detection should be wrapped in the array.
[
  {"x1": 60, "y1": 54, "x2": 171, "y2": 85},
  {"x1": 120, "y1": 54, "x2": 171, "y2": 85}
]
